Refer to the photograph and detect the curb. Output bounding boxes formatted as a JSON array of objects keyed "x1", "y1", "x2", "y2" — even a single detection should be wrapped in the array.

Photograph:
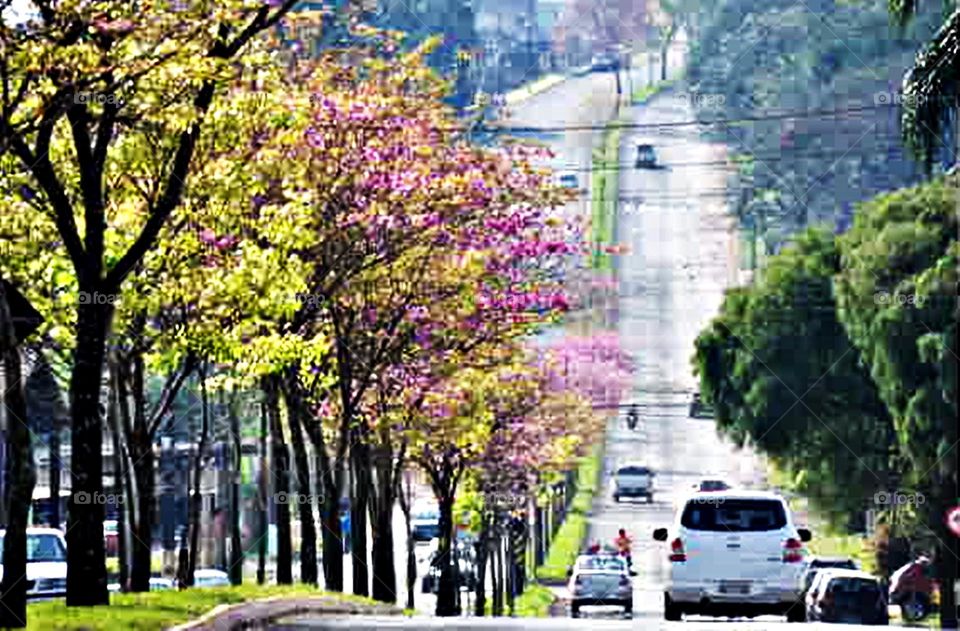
[{"x1": 168, "y1": 595, "x2": 403, "y2": 630}]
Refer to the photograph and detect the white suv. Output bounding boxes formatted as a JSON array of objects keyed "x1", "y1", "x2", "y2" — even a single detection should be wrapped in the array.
[
  {"x1": 0, "y1": 527, "x2": 68, "y2": 599},
  {"x1": 653, "y1": 490, "x2": 810, "y2": 622}
]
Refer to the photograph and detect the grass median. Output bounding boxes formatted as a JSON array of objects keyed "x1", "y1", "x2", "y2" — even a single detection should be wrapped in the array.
[
  {"x1": 25, "y1": 585, "x2": 381, "y2": 631},
  {"x1": 536, "y1": 443, "x2": 603, "y2": 584}
]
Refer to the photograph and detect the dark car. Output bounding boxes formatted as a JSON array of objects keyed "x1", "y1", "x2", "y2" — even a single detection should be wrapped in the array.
[
  {"x1": 590, "y1": 53, "x2": 619, "y2": 72},
  {"x1": 802, "y1": 557, "x2": 859, "y2": 594},
  {"x1": 634, "y1": 143, "x2": 658, "y2": 169},
  {"x1": 421, "y1": 543, "x2": 477, "y2": 593},
  {"x1": 688, "y1": 392, "x2": 715, "y2": 418},
  {"x1": 806, "y1": 570, "x2": 888, "y2": 625}
]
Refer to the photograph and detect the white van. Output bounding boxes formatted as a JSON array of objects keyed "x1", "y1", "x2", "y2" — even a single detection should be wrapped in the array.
[{"x1": 653, "y1": 490, "x2": 811, "y2": 622}]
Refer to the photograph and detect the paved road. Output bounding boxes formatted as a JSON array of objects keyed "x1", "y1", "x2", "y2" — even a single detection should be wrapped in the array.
[
  {"x1": 562, "y1": 51, "x2": 785, "y2": 626},
  {"x1": 275, "y1": 616, "x2": 890, "y2": 630}
]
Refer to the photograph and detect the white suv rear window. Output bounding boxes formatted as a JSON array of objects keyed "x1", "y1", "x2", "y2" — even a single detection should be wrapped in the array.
[{"x1": 681, "y1": 499, "x2": 787, "y2": 531}]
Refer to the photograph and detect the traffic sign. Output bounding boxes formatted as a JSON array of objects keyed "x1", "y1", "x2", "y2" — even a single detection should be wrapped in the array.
[{"x1": 947, "y1": 505, "x2": 960, "y2": 537}]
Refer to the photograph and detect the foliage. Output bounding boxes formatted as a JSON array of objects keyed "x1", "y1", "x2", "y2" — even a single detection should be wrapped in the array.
[
  {"x1": 834, "y1": 174, "x2": 958, "y2": 538},
  {"x1": 688, "y1": 0, "x2": 940, "y2": 240},
  {"x1": 694, "y1": 228, "x2": 896, "y2": 527}
]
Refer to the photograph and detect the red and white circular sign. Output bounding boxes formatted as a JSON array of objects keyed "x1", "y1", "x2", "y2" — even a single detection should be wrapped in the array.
[{"x1": 946, "y1": 506, "x2": 960, "y2": 537}]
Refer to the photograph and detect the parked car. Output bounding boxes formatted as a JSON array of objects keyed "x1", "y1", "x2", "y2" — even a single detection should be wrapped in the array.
[
  {"x1": 421, "y1": 543, "x2": 476, "y2": 594},
  {"x1": 805, "y1": 568, "x2": 888, "y2": 625},
  {"x1": 613, "y1": 463, "x2": 654, "y2": 503},
  {"x1": 0, "y1": 527, "x2": 68, "y2": 599},
  {"x1": 589, "y1": 53, "x2": 619, "y2": 72},
  {"x1": 889, "y1": 556, "x2": 935, "y2": 621},
  {"x1": 411, "y1": 502, "x2": 441, "y2": 542},
  {"x1": 689, "y1": 392, "x2": 715, "y2": 418},
  {"x1": 104, "y1": 520, "x2": 119, "y2": 557},
  {"x1": 192, "y1": 568, "x2": 231, "y2": 588},
  {"x1": 801, "y1": 556, "x2": 858, "y2": 594},
  {"x1": 634, "y1": 143, "x2": 659, "y2": 169},
  {"x1": 556, "y1": 171, "x2": 580, "y2": 191},
  {"x1": 653, "y1": 490, "x2": 811, "y2": 622},
  {"x1": 567, "y1": 554, "x2": 633, "y2": 618},
  {"x1": 693, "y1": 479, "x2": 731, "y2": 493},
  {"x1": 107, "y1": 576, "x2": 175, "y2": 593}
]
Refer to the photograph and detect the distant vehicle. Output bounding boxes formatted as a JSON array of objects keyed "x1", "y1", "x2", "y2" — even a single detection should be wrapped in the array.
[
  {"x1": 104, "y1": 519, "x2": 119, "y2": 557},
  {"x1": 889, "y1": 556, "x2": 935, "y2": 621},
  {"x1": 613, "y1": 463, "x2": 654, "y2": 503},
  {"x1": 556, "y1": 171, "x2": 580, "y2": 190},
  {"x1": 689, "y1": 392, "x2": 715, "y2": 418},
  {"x1": 411, "y1": 502, "x2": 441, "y2": 542},
  {"x1": 801, "y1": 557, "x2": 858, "y2": 594},
  {"x1": 634, "y1": 143, "x2": 659, "y2": 169},
  {"x1": 567, "y1": 554, "x2": 633, "y2": 618},
  {"x1": 805, "y1": 569, "x2": 888, "y2": 625},
  {"x1": 694, "y1": 479, "x2": 731, "y2": 493},
  {"x1": 590, "y1": 53, "x2": 619, "y2": 72},
  {"x1": 653, "y1": 490, "x2": 811, "y2": 622},
  {"x1": 193, "y1": 568, "x2": 231, "y2": 588},
  {"x1": 421, "y1": 541, "x2": 476, "y2": 593},
  {"x1": 107, "y1": 576, "x2": 175, "y2": 593},
  {"x1": 0, "y1": 527, "x2": 67, "y2": 600}
]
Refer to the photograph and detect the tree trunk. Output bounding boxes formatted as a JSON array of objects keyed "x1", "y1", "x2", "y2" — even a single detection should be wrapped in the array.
[
  {"x1": 435, "y1": 491, "x2": 459, "y2": 616},
  {"x1": 397, "y1": 473, "x2": 416, "y2": 611},
  {"x1": 266, "y1": 375, "x2": 292, "y2": 585},
  {"x1": 228, "y1": 392, "x2": 243, "y2": 586},
  {"x1": 349, "y1": 437, "x2": 370, "y2": 597},
  {"x1": 49, "y1": 413, "x2": 61, "y2": 529},
  {"x1": 66, "y1": 300, "x2": 112, "y2": 606},
  {"x1": 257, "y1": 399, "x2": 268, "y2": 586},
  {"x1": 492, "y1": 531, "x2": 503, "y2": 617},
  {"x1": 105, "y1": 371, "x2": 129, "y2": 591},
  {"x1": 186, "y1": 364, "x2": 211, "y2": 586},
  {"x1": 320, "y1": 490, "x2": 345, "y2": 591},
  {"x1": 474, "y1": 512, "x2": 490, "y2": 617},
  {"x1": 129, "y1": 431, "x2": 155, "y2": 591},
  {"x1": 369, "y1": 443, "x2": 397, "y2": 604},
  {"x1": 0, "y1": 283, "x2": 38, "y2": 627},
  {"x1": 281, "y1": 371, "x2": 318, "y2": 586}
]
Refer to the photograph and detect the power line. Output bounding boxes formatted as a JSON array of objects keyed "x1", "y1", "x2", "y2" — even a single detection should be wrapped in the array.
[{"x1": 485, "y1": 102, "x2": 897, "y2": 134}]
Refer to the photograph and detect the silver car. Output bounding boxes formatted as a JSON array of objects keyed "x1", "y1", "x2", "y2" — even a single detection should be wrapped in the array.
[{"x1": 566, "y1": 554, "x2": 633, "y2": 618}]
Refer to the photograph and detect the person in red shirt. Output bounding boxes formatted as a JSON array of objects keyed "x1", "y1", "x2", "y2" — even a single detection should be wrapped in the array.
[{"x1": 614, "y1": 528, "x2": 633, "y2": 568}]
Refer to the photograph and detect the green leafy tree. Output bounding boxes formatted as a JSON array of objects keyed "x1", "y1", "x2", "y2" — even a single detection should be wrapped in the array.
[
  {"x1": 835, "y1": 174, "x2": 958, "y2": 628},
  {"x1": 694, "y1": 229, "x2": 896, "y2": 526}
]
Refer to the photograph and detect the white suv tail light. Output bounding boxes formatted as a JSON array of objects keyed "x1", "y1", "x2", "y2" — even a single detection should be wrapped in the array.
[
  {"x1": 783, "y1": 537, "x2": 804, "y2": 563},
  {"x1": 669, "y1": 537, "x2": 686, "y2": 562}
]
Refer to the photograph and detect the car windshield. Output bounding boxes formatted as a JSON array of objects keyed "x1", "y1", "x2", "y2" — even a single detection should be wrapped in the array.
[
  {"x1": 415, "y1": 510, "x2": 439, "y2": 520},
  {"x1": 813, "y1": 559, "x2": 855, "y2": 569},
  {"x1": 0, "y1": 534, "x2": 67, "y2": 563},
  {"x1": 578, "y1": 556, "x2": 625, "y2": 571},
  {"x1": 618, "y1": 466, "x2": 650, "y2": 475},
  {"x1": 681, "y1": 499, "x2": 787, "y2": 531}
]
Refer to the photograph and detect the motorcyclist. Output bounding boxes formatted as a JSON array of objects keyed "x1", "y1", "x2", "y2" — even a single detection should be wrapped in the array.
[
  {"x1": 626, "y1": 405, "x2": 639, "y2": 429},
  {"x1": 614, "y1": 528, "x2": 633, "y2": 568}
]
